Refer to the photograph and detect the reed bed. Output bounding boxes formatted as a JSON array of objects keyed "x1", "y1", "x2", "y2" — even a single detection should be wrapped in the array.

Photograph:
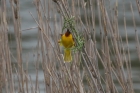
[{"x1": 0, "y1": 0, "x2": 139, "y2": 93}]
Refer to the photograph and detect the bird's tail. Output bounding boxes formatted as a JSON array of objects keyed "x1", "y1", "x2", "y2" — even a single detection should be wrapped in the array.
[{"x1": 64, "y1": 49, "x2": 72, "y2": 62}]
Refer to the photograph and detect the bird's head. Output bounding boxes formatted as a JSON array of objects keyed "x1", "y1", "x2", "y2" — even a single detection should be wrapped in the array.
[{"x1": 65, "y1": 29, "x2": 71, "y2": 37}]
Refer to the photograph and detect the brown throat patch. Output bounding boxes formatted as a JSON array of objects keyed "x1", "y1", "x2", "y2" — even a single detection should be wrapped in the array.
[{"x1": 65, "y1": 29, "x2": 71, "y2": 37}]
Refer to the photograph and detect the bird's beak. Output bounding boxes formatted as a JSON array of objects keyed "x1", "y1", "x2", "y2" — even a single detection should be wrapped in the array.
[{"x1": 60, "y1": 34, "x2": 63, "y2": 36}]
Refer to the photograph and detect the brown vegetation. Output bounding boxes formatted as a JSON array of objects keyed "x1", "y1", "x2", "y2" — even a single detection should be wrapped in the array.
[{"x1": 0, "y1": 0, "x2": 140, "y2": 93}]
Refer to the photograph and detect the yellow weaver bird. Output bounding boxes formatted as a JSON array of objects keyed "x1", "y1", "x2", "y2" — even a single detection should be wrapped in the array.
[{"x1": 58, "y1": 29, "x2": 75, "y2": 62}]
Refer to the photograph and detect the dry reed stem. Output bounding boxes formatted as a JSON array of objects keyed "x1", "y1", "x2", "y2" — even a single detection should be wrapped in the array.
[{"x1": 0, "y1": 0, "x2": 138, "y2": 93}]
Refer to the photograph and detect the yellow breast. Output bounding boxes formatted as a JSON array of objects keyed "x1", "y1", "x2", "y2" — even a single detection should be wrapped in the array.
[{"x1": 61, "y1": 34, "x2": 74, "y2": 48}]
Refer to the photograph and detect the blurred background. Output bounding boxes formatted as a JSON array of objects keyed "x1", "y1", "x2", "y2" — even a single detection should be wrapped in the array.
[{"x1": 7, "y1": 0, "x2": 140, "y2": 92}]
